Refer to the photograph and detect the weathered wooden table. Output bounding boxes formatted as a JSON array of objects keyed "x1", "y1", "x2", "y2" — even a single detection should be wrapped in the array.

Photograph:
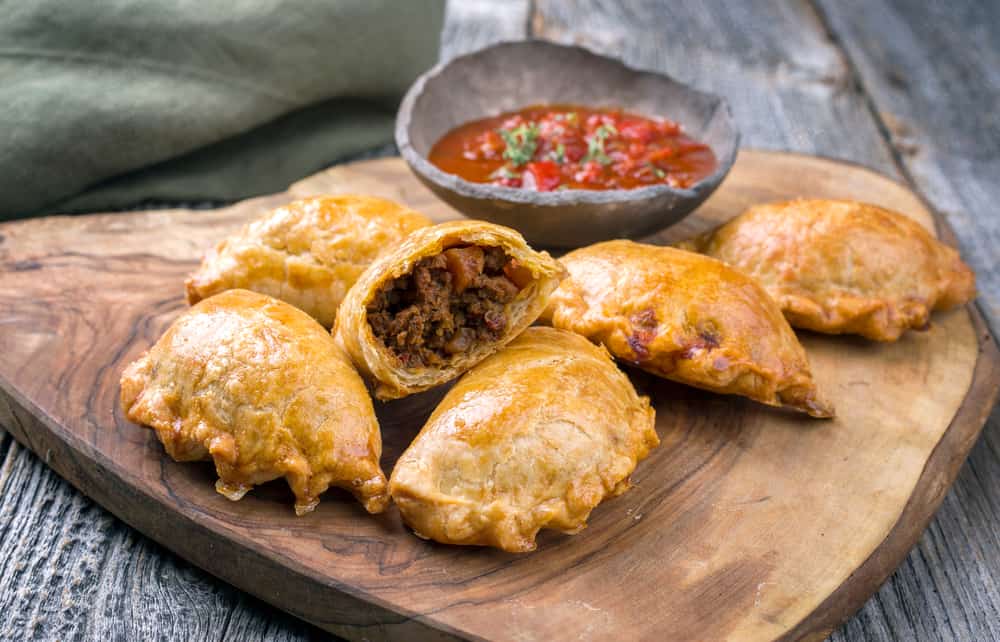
[{"x1": 1, "y1": 1, "x2": 997, "y2": 640}]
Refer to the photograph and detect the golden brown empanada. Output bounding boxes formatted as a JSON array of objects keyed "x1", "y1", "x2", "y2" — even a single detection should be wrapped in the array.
[
  {"x1": 389, "y1": 327, "x2": 658, "y2": 552},
  {"x1": 335, "y1": 221, "x2": 566, "y2": 400},
  {"x1": 185, "y1": 195, "x2": 431, "y2": 327},
  {"x1": 679, "y1": 199, "x2": 976, "y2": 341},
  {"x1": 120, "y1": 289, "x2": 389, "y2": 515},
  {"x1": 542, "y1": 240, "x2": 833, "y2": 417}
]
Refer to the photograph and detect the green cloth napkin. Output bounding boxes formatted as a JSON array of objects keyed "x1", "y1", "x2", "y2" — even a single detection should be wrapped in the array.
[{"x1": 0, "y1": 0, "x2": 445, "y2": 218}]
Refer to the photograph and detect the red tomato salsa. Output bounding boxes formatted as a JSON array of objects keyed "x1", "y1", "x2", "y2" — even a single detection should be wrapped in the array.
[{"x1": 427, "y1": 104, "x2": 717, "y2": 192}]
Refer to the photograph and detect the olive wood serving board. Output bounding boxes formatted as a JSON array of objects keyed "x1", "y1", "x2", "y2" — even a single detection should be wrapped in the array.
[{"x1": 0, "y1": 151, "x2": 996, "y2": 642}]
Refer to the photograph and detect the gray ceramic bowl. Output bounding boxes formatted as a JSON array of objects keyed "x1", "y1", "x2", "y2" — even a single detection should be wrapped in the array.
[{"x1": 396, "y1": 40, "x2": 740, "y2": 248}]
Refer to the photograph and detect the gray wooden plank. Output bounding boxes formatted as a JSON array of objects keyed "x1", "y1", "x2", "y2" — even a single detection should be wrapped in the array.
[
  {"x1": 533, "y1": 0, "x2": 899, "y2": 173},
  {"x1": 0, "y1": 442, "x2": 333, "y2": 642},
  {"x1": 0, "y1": 440, "x2": 236, "y2": 641},
  {"x1": 533, "y1": 2, "x2": 999, "y2": 641},
  {"x1": 810, "y1": 1, "x2": 1000, "y2": 640},
  {"x1": 0, "y1": 2, "x2": 529, "y2": 641},
  {"x1": 440, "y1": 0, "x2": 530, "y2": 61},
  {"x1": 220, "y1": 595, "x2": 330, "y2": 642},
  {"x1": 813, "y1": 0, "x2": 1000, "y2": 346},
  {"x1": 1, "y1": 1, "x2": 995, "y2": 641}
]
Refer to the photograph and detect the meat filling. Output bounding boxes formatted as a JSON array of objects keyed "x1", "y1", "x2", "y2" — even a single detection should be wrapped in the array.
[{"x1": 367, "y1": 245, "x2": 532, "y2": 367}]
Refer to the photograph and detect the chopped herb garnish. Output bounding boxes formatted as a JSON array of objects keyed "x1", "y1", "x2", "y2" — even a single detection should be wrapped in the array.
[
  {"x1": 548, "y1": 142, "x2": 566, "y2": 164},
  {"x1": 429, "y1": 106, "x2": 716, "y2": 191},
  {"x1": 498, "y1": 122, "x2": 540, "y2": 166},
  {"x1": 583, "y1": 123, "x2": 617, "y2": 166}
]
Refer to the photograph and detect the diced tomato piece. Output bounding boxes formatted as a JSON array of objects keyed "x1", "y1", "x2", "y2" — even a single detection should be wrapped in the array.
[
  {"x1": 442, "y1": 246, "x2": 485, "y2": 293},
  {"x1": 613, "y1": 157, "x2": 636, "y2": 177},
  {"x1": 655, "y1": 119, "x2": 681, "y2": 136},
  {"x1": 647, "y1": 146, "x2": 676, "y2": 162},
  {"x1": 618, "y1": 119, "x2": 654, "y2": 143},
  {"x1": 538, "y1": 119, "x2": 565, "y2": 138},
  {"x1": 500, "y1": 115, "x2": 525, "y2": 130},
  {"x1": 574, "y1": 161, "x2": 604, "y2": 185},
  {"x1": 492, "y1": 174, "x2": 522, "y2": 188},
  {"x1": 675, "y1": 140, "x2": 710, "y2": 154},
  {"x1": 467, "y1": 130, "x2": 504, "y2": 160},
  {"x1": 562, "y1": 140, "x2": 587, "y2": 163},
  {"x1": 524, "y1": 161, "x2": 562, "y2": 191},
  {"x1": 666, "y1": 174, "x2": 685, "y2": 188},
  {"x1": 428, "y1": 105, "x2": 716, "y2": 192},
  {"x1": 503, "y1": 259, "x2": 535, "y2": 288},
  {"x1": 628, "y1": 142, "x2": 647, "y2": 157}
]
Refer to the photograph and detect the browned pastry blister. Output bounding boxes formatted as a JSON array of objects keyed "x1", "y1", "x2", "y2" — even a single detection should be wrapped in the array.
[
  {"x1": 185, "y1": 195, "x2": 431, "y2": 327},
  {"x1": 335, "y1": 220, "x2": 566, "y2": 400},
  {"x1": 120, "y1": 289, "x2": 389, "y2": 515},
  {"x1": 389, "y1": 327, "x2": 658, "y2": 553},
  {"x1": 542, "y1": 240, "x2": 833, "y2": 418},
  {"x1": 679, "y1": 199, "x2": 976, "y2": 341}
]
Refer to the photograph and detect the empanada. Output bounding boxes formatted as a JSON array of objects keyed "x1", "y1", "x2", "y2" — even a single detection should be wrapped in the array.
[
  {"x1": 389, "y1": 327, "x2": 658, "y2": 552},
  {"x1": 335, "y1": 221, "x2": 566, "y2": 400},
  {"x1": 185, "y1": 195, "x2": 431, "y2": 327},
  {"x1": 542, "y1": 240, "x2": 833, "y2": 417},
  {"x1": 120, "y1": 289, "x2": 389, "y2": 515},
  {"x1": 680, "y1": 199, "x2": 976, "y2": 341}
]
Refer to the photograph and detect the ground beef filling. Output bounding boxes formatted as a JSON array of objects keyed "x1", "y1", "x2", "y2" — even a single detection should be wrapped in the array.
[{"x1": 367, "y1": 245, "x2": 533, "y2": 368}]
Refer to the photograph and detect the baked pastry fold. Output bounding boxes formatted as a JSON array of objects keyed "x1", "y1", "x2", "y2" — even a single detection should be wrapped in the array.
[
  {"x1": 185, "y1": 195, "x2": 431, "y2": 327},
  {"x1": 389, "y1": 327, "x2": 658, "y2": 552},
  {"x1": 120, "y1": 289, "x2": 389, "y2": 515},
  {"x1": 542, "y1": 240, "x2": 833, "y2": 418},
  {"x1": 335, "y1": 220, "x2": 566, "y2": 400},
  {"x1": 680, "y1": 199, "x2": 976, "y2": 341}
]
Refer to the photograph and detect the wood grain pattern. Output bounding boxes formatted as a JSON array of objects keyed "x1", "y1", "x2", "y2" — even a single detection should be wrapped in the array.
[
  {"x1": 0, "y1": 152, "x2": 996, "y2": 641},
  {"x1": 2, "y1": 2, "x2": 998, "y2": 640},
  {"x1": 532, "y1": 0, "x2": 898, "y2": 174},
  {"x1": 814, "y1": 0, "x2": 1000, "y2": 335},
  {"x1": 0, "y1": 435, "x2": 240, "y2": 641},
  {"x1": 0, "y1": 4, "x2": 525, "y2": 641},
  {"x1": 809, "y1": 3, "x2": 1000, "y2": 639},
  {"x1": 439, "y1": 0, "x2": 530, "y2": 61},
  {"x1": 531, "y1": 3, "x2": 1000, "y2": 638}
]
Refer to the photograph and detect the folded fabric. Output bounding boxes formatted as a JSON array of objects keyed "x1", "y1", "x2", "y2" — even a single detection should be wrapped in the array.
[{"x1": 0, "y1": 0, "x2": 445, "y2": 218}]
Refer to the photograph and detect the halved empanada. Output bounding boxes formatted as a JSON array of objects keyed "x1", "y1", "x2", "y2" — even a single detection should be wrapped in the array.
[
  {"x1": 185, "y1": 195, "x2": 431, "y2": 327},
  {"x1": 542, "y1": 240, "x2": 833, "y2": 417},
  {"x1": 120, "y1": 289, "x2": 389, "y2": 515},
  {"x1": 389, "y1": 327, "x2": 658, "y2": 553},
  {"x1": 680, "y1": 199, "x2": 976, "y2": 341},
  {"x1": 335, "y1": 221, "x2": 566, "y2": 400}
]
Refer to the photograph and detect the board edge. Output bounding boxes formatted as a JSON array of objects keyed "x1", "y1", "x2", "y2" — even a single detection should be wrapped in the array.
[
  {"x1": 1, "y1": 150, "x2": 997, "y2": 642},
  {"x1": 0, "y1": 382, "x2": 475, "y2": 642},
  {"x1": 746, "y1": 149, "x2": 1000, "y2": 642}
]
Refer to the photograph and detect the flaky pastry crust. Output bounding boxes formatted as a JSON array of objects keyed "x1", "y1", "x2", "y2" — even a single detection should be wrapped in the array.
[
  {"x1": 680, "y1": 199, "x2": 976, "y2": 341},
  {"x1": 335, "y1": 220, "x2": 566, "y2": 400},
  {"x1": 185, "y1": 195, "x2": 431, "y2": 327},
  {"x1": 120, "y1": 289, "x2": 388, "y2": 514},
  {"x1": 542, "y1": 240, "x2": 833, "y2": 417},
  {"x1": 389, "y1": 327, "x2": 658, "y2": 553}
]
